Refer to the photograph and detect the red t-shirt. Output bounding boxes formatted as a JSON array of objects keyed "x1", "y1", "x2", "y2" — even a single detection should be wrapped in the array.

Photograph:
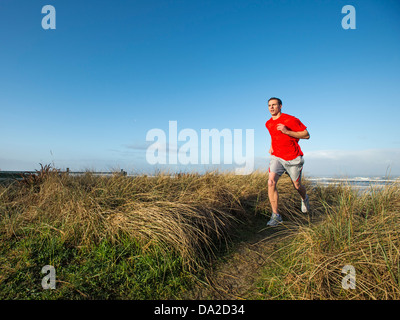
[{"x1": 265, "y1": 113, "x2": 307, "y2": 161}]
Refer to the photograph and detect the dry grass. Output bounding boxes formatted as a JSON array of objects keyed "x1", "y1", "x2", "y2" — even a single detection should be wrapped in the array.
[
  {"x1": 0, "y1": 168, "x2": 277, "y2": 270},
  {"x1": 259, "y1": 182, "x2": 400, "y2": 299},
  {"x1": 2, "y1": 166, "x2": 399, "y2": 299}
]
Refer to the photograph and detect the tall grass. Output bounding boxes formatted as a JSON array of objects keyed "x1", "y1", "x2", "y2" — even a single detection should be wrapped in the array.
[
  {"x1": 258, "y1": 182, "x2": 400, "y2": 299},
  {"x1": 0, "y1": 168, "x2": 275, "y2": 299},
  {"x1": 2, "y1": 167, "x2": 399, "y2": 299},
  {"x1": 1, "y1": 170, "x2": 271, "y2": 262}
]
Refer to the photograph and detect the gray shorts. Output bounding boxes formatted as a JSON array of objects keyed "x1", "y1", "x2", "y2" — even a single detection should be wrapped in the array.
[{"x1": 269, "y1": 155, "x2": 304, "y2": 182}]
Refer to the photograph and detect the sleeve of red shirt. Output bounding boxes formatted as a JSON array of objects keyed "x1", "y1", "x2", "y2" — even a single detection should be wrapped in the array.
[{"x1": 288, "y1": 116, "x2": 307, "y2": 132}]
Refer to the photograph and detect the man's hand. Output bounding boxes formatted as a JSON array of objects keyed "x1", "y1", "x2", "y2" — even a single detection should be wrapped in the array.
[
  {"x1": 277, "y1": 124, "x2": 310, "y2": 139},
  {"x1": 277, "y1": 124, "x2": 289, "y2": 134},
  {"x1": 269, "y1": 146, "x2": 273, "y2": 155}
]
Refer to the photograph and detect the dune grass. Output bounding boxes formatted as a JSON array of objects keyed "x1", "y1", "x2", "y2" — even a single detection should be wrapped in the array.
[
  {"x1": 1, "y1": 167, "x2": 399, "y2": 299},
  {"x1": 257, "y1": 182, "x2": 400, "y2": 299},
  {"x1": 0, "y1": 168, "x2": 272, "y2": 299}
]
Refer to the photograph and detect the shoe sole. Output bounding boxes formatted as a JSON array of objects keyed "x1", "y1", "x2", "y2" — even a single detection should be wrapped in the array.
[{"x1": 267, "y1": 220, "x2": 283, "y2": 227}]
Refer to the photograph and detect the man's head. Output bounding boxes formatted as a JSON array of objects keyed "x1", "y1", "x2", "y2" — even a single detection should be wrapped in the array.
[{"x1": 268, "y1": 97, "x2": 282, "y2": 117}]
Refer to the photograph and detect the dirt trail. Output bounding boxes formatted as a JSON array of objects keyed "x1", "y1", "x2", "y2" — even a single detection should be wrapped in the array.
[
  {"x1": 180, "y1": 178, "x2": 318, "y2": 299},
  {"x1": 182, "y1": 216, "x2": 289, "y2": 300}
]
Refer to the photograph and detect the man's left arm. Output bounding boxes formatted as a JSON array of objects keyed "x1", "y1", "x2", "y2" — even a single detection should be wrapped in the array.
[{"x1": 277, "y1": 124, "x2": 310, "y2": 139}]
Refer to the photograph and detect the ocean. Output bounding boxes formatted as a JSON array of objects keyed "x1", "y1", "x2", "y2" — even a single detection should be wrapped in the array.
[{"x1": 307, "y1": 176, "x2": 400, "y2": 193}]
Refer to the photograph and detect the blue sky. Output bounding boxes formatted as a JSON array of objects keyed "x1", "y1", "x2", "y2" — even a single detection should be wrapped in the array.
[{"x1": 1, "y1": 0, "x2": 400, "y2": 177}]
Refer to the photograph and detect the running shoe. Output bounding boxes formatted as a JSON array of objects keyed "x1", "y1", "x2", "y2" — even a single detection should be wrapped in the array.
[
  {"x1": 301, "y1": 195, "x2": 310, "y2": 213},
  {"x1": 267, "y1": 213, "x2": 283, "y2": 227}
]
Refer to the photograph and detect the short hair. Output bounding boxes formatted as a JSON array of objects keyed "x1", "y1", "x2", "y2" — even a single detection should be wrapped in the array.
[{"x1": 268, "y1": 97, "x2": 282, "y2": 106}]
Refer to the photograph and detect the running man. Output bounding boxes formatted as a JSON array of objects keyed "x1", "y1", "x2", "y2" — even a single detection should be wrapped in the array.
[{"x1": 265, "y1": 97, "x2": 310, "y2": 226}]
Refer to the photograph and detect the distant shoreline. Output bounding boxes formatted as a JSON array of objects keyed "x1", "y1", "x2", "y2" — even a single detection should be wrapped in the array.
[
  {"x1": 1, "y1": 170, "x2": 399, "y2": 181},
  {"x1": 307, "y1": 176, "x2": 400, "y2": 192}
]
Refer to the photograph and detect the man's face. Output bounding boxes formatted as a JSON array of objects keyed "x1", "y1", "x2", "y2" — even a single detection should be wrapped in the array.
[{"x1": 268, "y1": 99, "x2": 282, "y2": 116}]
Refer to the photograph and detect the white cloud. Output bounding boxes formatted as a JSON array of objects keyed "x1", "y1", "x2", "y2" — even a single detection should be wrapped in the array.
[{"x1": 303, "y1": 148, "x2": 400, "y2": 177}]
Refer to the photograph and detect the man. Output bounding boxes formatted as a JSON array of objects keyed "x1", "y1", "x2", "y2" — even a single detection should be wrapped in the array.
[{"x1": 265, "y1": 97, "x2": 310, "y2": 226}]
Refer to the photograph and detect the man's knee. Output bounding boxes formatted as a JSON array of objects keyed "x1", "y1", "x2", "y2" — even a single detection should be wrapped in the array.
[
  {"x1": 292, "y1": 180, "x2": 302, "y2": 190},
  {"x1": 268, "y1": 178, "x2": 277, "y2": 189}
]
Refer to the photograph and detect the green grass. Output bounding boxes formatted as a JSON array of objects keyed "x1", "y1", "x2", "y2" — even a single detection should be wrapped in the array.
[
  {"x1": 0, "y1": 168, "x2": 270, "y2": 299},
  {"x1": 1, "y1": 228, "x2": 196, "y2": 299},
  {"x1": 1, "y1": 167, "x2": 399, "y2": 299},
  {"x1": 256, "y1": 183, "x2": 400, "y2": 300}
]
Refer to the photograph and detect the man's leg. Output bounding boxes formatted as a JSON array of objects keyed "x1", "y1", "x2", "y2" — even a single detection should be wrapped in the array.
[
  {"x1": 268, "y1": 171, "x2": 280, "y2": 214},
  {"x1": 267, "y1": 156, "x2": 285, "y2": 226},
  {"x1": 285, "y1": 155, "x2": 306, "y2": 199},
  {"x1": 293, "y1": 179, "x2": 310, "y2": 213},
  {"x1": 286, "y1": 156, "x2": 310, "y2": 213},
  {"x1": 292, "y1": 179, "x2": 307, "y2": 200}
]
